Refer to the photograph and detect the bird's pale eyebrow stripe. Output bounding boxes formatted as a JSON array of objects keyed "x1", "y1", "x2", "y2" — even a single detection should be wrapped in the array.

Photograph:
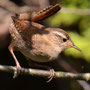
[{"x1": 52, "y1": 31, "x2": 66, "y2": 38}]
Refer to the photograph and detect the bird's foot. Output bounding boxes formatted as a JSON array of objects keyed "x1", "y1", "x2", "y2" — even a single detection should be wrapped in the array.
[
  {"x1": 13, "y1": 65, "x2": 22, "y2": 78},
  {"x1": 47, "y1": 68, "x2": 56, "y2": 82}
]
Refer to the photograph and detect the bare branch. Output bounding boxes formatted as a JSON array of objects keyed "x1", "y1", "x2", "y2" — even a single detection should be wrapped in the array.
[
  {"x1": 0, "y1": 0, "x2": 40, "y2": 13},
  {"x1": 0, "y1": 0, "x2": 20, "y2": 13},
  {"x1": 0, "y1": 64, "x2": 90, "y2": 81},
  {"x1": 61, "y1": 7, "x2": 90, "y2": 15}
]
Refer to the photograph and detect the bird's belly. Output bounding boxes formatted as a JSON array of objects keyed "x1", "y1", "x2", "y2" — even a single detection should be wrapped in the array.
[{"x1": 19, "y1": 49, "x2": 56, "y2": 63}]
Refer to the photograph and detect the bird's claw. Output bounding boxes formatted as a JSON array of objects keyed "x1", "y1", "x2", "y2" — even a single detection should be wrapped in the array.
[
  {"x1": 13, "y1": 66, "x2": 22, "y2": 78},
  {"x1": 47, "y1": 69, "x2": 56, "y2": 82}
]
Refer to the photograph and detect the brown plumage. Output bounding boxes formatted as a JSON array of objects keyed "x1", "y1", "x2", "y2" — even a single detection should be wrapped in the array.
[
  {"x1": 31, "y1": 4, "x2": 61, "y2": 22},
  {"x1": 8, "y1": 4, "x2": 81, "y2": 81},
  {"x1": 15, "y1": 4, "x2": 61, "y2": 22}
]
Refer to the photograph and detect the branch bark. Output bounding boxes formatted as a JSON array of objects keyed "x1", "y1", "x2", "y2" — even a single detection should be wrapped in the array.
[{"x1": 0, "y1": 64, "x2": 90, "y2": 81}]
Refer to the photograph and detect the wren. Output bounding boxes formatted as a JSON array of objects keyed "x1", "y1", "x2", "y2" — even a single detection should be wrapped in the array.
[{"x1": 8, "y1": 4, "x2": 81, "y2": 81}]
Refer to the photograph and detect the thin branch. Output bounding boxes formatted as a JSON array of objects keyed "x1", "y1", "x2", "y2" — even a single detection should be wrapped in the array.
[
  {"x1": 58, "y1": 59, "x2": 90, "y2": 90},
  {"x1": 0, "y1": 0, "x2": 20, "y2": 13},
  {"x1": 0, "y1": 0, "x2": 40, "y2": 13},
  {"x1": 1, "y1": 0, "x2": 90, "y2": 15},
  {"x1": 0, "y1": 64, "x2": 90, "y2": 81},
  {"x1": 61, "y1": 7, "x2": 90, "y2": 15}
]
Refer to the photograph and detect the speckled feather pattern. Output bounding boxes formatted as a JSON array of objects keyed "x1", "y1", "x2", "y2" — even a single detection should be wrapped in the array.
[{"x1": 31, "y1": 4, "x2": 61, "y2": 22}]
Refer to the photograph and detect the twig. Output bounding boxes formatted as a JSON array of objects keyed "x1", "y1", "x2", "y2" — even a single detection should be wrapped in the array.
[
  {"x1": 0, "y1": 0, "x2": 20, "y2": 13},
  {"x1": 1, "y1": 0, "x2": 90, "y2": 15},
  {"x1": 61, "y1": 7, "x2": 90, "y2": 15},
  {"x1": 58, "y1": 59, "x2": 90, "y2": 90},
  {"x1": 0, "y1": 64, "x2": 90, "y2": 81},
  {"x1": 0, "y1": 0, "x2": 40, "y2": 13}
]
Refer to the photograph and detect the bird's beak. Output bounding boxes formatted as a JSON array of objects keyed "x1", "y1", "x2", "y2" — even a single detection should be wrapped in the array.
[{"x1": 72, "y1": 44, "x2": 81, "y2": 52}]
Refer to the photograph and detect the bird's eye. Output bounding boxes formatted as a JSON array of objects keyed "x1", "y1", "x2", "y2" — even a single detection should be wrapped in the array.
[
  {"x1": 66, "y1": 35, "x2": 69, "y2": 39},
  {"x1": 63, "y1": 38, "x2": 67, "y2": 42}
]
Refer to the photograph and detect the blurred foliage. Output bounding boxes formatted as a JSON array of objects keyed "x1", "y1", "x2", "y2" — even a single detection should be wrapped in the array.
[{"x1": 48, "y1": 0, "x2": 90, "y2": 62}]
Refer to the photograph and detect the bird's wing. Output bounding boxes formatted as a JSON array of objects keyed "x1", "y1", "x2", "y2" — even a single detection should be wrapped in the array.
[{"x1": 11, "y1": 16, "x2": 30, "y2": 32}]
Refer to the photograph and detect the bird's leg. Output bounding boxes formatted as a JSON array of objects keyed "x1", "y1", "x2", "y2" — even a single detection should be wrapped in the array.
[
  {"x1": 8, "y1": 44, "x2": 22, "y2": 78},
  {"x1": 28, "y1": 61, "x2": 56, "y2": 82}
]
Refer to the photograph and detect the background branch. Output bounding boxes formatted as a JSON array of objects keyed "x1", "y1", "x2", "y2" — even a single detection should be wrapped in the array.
[
  {"x1": 61, "y1": 7, "x2": 90, "y2": 15},
  {"x1": 0, "y1": 64, "x2": 90, "y2": 81},
  {"x1": 0, "y1": 0, "x2": 40, "y2": 13},
  {"x1": 58, "y1": 59, "x2": 90, "y2": 90}
]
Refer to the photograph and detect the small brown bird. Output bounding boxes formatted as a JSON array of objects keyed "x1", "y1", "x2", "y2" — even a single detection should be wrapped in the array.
[{"x1": 9, "y1": 4, "x2": 81, "y2": 81}]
